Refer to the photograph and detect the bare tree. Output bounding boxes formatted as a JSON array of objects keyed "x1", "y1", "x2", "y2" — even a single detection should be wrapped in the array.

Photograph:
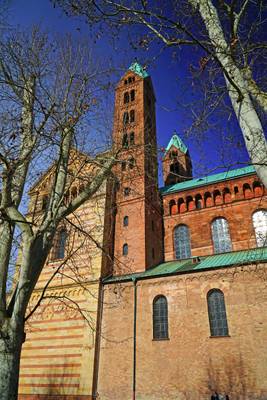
[
  {"x1": 54, "y1": 0, "x2": 267, "y2": 187},
  {"x1": 0, "y1": 26, "x2": 117, "y2": 400}
]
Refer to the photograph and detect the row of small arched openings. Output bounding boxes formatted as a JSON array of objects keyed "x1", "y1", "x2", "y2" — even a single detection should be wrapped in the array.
[
  {"x1": 168, "y1": 181, "x2": 264, "y2": 215},
  {"x1": 41, "y1": 184, "x2": 85, "y2": 210}
]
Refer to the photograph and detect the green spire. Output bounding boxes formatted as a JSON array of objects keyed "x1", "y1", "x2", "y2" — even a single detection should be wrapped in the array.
[
  {"x1": 128, "y1": 62, "x2": 149, "y2": 78},
  {"x1": 165, "y1": 133, "x2": 188, "y2": 155}
]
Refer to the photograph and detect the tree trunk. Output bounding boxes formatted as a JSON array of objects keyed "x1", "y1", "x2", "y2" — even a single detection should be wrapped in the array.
[{"x1": 0, "y1": 326, "x2": 24, "y2": 400}]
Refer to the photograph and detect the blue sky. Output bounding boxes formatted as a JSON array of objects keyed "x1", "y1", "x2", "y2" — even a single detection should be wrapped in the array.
[{"x1": 9, "y1": 0, "x2": 251, "y2": 181}]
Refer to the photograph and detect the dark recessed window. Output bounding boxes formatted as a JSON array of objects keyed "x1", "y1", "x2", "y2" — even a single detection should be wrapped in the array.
[
  {"x1": 122, "y1": 133, "x2": 128, "y2": 148},
  {"x1": 130, "y1": 89, "x2": 135, "y2": 101},
  {"x1": 130, "y1": 109, "x2": 135, "y2": 123},
  {"x1": 130, "y1": 132, "x2": 135, "y2": 145},
  {"x1": 129, "y1": 157, "x2": 135, "y2": 169},
  {"x1": 123, "y1": 243, "x2": 128, "y2": 256},
  {"x1": 152, "y1": 220, "x2": 154, "y2": 231},
  {"x1": 55, "y1": 229, "x2": 67, "y2": 260},
  {"x1": 124, "y1": 187, "x2": 131, "y2": 196},
  {"x1": 42, "y1": 195, "x2": 48, "y2": 211},
  {"x1": 123, "y1": 216, "x2": 129, "y2": 227},
  {"x1": 123, "y1": 112, "x2": 129, "y2": 125},
  {"x1": 124, "y1": 92, "x2": 129, "y2": 104},
  {"x1": 153, "y1": 295, "x2": 168, "y2": 340},
  {"x1": 124, "y1": 79, "x2": 127, "y2": 85},
  {"x1": 207, "y1": 289, "x2": 229, "y2": 337}
]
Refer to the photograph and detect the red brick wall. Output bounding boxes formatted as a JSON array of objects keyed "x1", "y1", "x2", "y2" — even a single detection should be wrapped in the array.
[{"x1": 162, "y1": 173, "x2": 266, "y2": 261}]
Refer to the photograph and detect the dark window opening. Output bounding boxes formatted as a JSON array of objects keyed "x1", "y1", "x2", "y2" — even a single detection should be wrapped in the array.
[
  {"x1": 42, "y1": 195, "x2": 48, "y2": 211},
  {"x1": 152, "y1": 220, "x2": 154, "y2": 231},
  {"x1": 234, "y1": 186, "x2": 239, "y2": 194},
  {"x1": 129, "y1": 157, "x2": 135, "y2": 169},
  {"x1": 169, "y1": 150, "x2": 178, "y2": 160},
  {"x1": 130, "y1": 109, "x2": 135, "y2": 123},
  {"x1": 153, "y1": 296, "x2": 168, "y2": 340},
  {"x1": 130, "y1": 89, "x2": 135, "y2": 101},
  {"x1": 124, "y1": 79, "x2": 127, "y2": 85},
  {"x1": 170, "y1": 162, "x2": 179, "y2": 174},
  {"x1": 128, "y1": 77, "x2": 132, "y2": 84},
  {"x1": 207, "y1": 289, "x2": 229, "y2": 337},
  {"x1": 55, "y1": 229, "x2": 67, "y2": 260},
  {"x1": 123, "y1": 243, "x2": 128, "y2": 256},
  {"x1": 123, "y1": 112, "x2": 129, "y2": 125},
  {"x1": 122, "y1": 133, "x2": 128, "y2": 148},
  {"x1": 123, "y1": 216, "x2": 129, "y2": 227},
  {"x1": 124, "y1": 187, "x2": 131, "y2": 196},
  {"x1": 130, "y1": 132, "x2": 135, "y2": 145},
  {"x1": 124, "y1": 92, "x2": 129, "y2": 104}
]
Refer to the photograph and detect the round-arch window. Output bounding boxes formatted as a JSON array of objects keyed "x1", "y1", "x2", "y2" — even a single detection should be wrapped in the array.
[
  {"x1": 211, "y1": 218, "x2": 232, "y2": 254},
  {"x1": 123, "y1": 243, "x2": 128, "y2": 256},
  {"x1": 252, "y1": 210, "x2": 267, "y2": 247},
  {"x1": 123, "y1": 216, "x2": 129, "y2": 227},
  {"x1": 174, "y1": 225, "x2": 191, "y2": 260}
]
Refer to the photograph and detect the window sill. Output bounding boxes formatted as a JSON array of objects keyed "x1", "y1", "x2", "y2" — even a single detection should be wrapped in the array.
[
  {"x1": 152, "y1": 337, "x2": 170, "y2": 341},
  {"x1": 209, "y1": 335, "x2": 231, "y2": 339}
]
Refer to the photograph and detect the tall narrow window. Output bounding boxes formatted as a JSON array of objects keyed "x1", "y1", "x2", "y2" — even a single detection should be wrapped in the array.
[
  {"x1": 55, "y1": 229, "x2": 67, "y2": 259},
  {"x1": 123, "y1": 243, "x2": 128, "y2": 256},
  {"x1": 130, "y1": 89, "x2": 135, "y2": 101},
  {"x1": 130, "y1": 109, "x2": 135, "y2": 123},
  {"x1": 153, "y1": 295, "x2": 168, "y2": 340},
  {"x1": 130, "y1": 131, "x2": 135, "y2": 145},
  {"x1": 123, "y1": 112, "x2": 129, "y2": 125},
  {"x1": 42, "y1": 195, "x2": 48, "y2": 211},
  {"x1": 207, "y1": 289, "x2": 229, "y2": 337},
  {"x1": 252, "y1": 210, "x2": 267, "y2": 247},
  {"x1": 174, "y1": 224, "x2": 191, "y2": 260},
  {"x1": 122, "y1": 133, "x2": 128, "y2": 148},
  {"x1": 124, "y1": 92, "x2": 129, "y2": 104},
  {"x1": 123, "y1": 216, "x2": 129, "y2": 227},
  {"x1": 211, "y1": 218, "x2": 232, "y2": 254}
]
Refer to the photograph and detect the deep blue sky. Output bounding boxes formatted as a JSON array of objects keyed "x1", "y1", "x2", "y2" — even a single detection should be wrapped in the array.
[{"x1": 9, "y1": 0, "x2": 251, "y2": 180}]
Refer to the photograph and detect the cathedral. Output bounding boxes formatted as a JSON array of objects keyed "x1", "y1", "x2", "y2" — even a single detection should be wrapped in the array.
[{"x1": 18, "y1": 63, "x2": 267, "y2": 400}]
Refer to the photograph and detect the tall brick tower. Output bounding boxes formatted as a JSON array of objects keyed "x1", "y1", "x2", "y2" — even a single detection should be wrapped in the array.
[
  {"x1": 162, "y1": 133, "x2": 192, "y2": 186},
  {"x1": 112, "y1": 62, "x2": 163, "y2": 274}
]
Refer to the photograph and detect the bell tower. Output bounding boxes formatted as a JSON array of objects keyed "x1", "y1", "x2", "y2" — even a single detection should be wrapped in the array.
[
  {"x1": 112, "y1": 62, "x2": 163, "y2": 275},
  {"x1": 162, "y1": 133, "x2": 192, "y2": 186}
]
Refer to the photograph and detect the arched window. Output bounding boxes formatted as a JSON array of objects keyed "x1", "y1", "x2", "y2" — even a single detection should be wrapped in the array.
[
  {"x1": 153, "y1": 295, "x2": 168, "y2": 340},
  {"x1": 123, "y1": 112, "x2": 129, "y2": 125},
  {"x1": 128, "y1": 157, "x2": 135, "y2": 169},
  {"x1": 211, "y1": 218, "x2": 232, "y2": 254},
  {"x1": 174, "y1": 225, "x2": 191, "y2": 259},
  {"x1": 123, "y1": 243, "x2": 128, "y2": 256},
  {"x1": 124, "y1": 92, "x2": 129, "y2": 104},
  {"x1": 130, "y1": 131, "x2": 135, "y2": 145},
  {"x1": 243, "y1": 183, "x2": 253, "y2": 199},
  {"x1": 42, "y1": 195, "x2": 48, "y2": 211},
  {"x1": 207, "y1": 289, "x2": 229, "y2": 337},
  {"x1": 223, "y1": 188, "x2": 231, "y2": 203},
  {"x1": 205, "y1": 192, "x2": 213, "y2": 207},
  {"x1": 123, "y1": 216, "x2": 129, "y2": 227},
  {"x1": 186, "y1": 196, "x2": 195, "y2": 211},
  {"x1": 130, "y1": 89, "x2": 135, "y2": 101},
  {"x1": 178, "y1": 198, "x2": 186, "y2": 213},
  {"x1": 170, "y1": 162, "x2": 179, "y2": 174},
  {"x1": 169, "y1": 199, "x2": 177, "y2": 215},
  {"x1": 253, "y1": 182, "x2": 263, "y2": 197},
  {"x1": 195, "y1": 194, "x2": 202, "y2": 209},
  {"x1": 252, "y1": 210, "x2": 267, "y2": 247},
  {"x1": 122, "y1": 133, "x2": 128, "y2": 148},
  {"x1": 130, "y1": 109, "x2": 135, "y2": 123},
  {"x1": 55, "y1": 229, "x2": 67, "y2": 259}
]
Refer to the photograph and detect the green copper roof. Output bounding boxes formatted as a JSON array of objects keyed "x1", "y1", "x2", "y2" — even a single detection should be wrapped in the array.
[
  {"x1": 103, "y1": 247, "x2": 267, "y2": 284},
  {"x1": 128, "y1": 62, "x2": 149, "y2": 78},
  {"x1": 161, "y1": 165, "x2": 256, "y2": 195},
  {"x1": 165, "y1": 133, "x2": 188, "y2": 155}
]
